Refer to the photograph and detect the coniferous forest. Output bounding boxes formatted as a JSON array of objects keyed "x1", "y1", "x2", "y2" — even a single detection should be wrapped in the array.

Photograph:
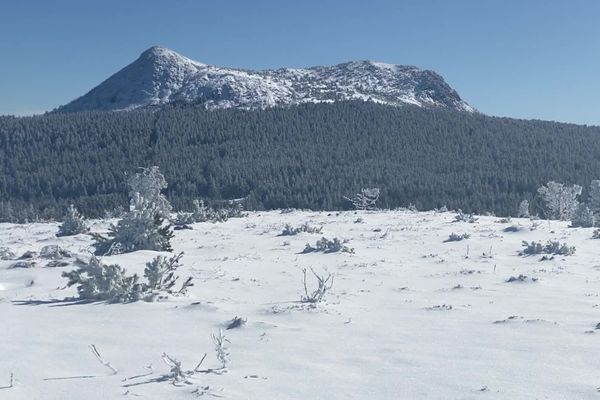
[{"x1": 1, "y1": 101, "x2": 600, "y2": 221}]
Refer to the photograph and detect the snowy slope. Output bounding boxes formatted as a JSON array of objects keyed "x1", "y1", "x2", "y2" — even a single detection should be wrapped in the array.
[
  {"x1": 1, "y1": 210, "x2": 600, "y2": 399},
  {"x1": 57, "y1": 46, "x2": 475, "y2": 113}
]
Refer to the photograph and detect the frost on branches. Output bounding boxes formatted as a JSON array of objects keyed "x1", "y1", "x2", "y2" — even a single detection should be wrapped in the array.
[
  {"x1": 62, "y1": 257, "x2": 144, "y2": 303},
  {"x1": 127, "y1": 166, "x2": 172, "y2": 218},
  {"x1": 344, "y1": 188, "x2": 380, "y2": 210},
  {"x1": 570, "y1": 203, "x2": 595, "y2": 228},
  {"x1": 144, "y1": 252, "x2": 193, "y2": 297},
  {"x1": 92, "y1": 193, "x2": 174, "y2": 255},
  {"x1": 518, "y1": 200, "x2": 530, "y2": 218},
  {"x1": 63, "y1": 253, "x2": 193, "y2": 303},
  {"x1": 56, "y1": 204, "x2": 89, "y2": 237},
  {"x1": 537, "y1": 181, "x2": 582, "y2": 220}
]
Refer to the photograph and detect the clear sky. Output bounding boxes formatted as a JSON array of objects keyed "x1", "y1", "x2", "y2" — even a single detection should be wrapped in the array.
[{"x1": 1, "y1": 0, "x2": 599, "y2": 125}]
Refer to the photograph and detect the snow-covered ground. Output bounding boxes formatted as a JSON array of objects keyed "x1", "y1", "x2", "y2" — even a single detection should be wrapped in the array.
[{"x1": 1, "y1": 210, "x2": 600, "y2": 399}]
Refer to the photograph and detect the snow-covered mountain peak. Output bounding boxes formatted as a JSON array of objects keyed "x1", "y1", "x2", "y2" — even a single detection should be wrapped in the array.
[{"x1": 57, "y1": 46, "x2": 475, "y2": 113}]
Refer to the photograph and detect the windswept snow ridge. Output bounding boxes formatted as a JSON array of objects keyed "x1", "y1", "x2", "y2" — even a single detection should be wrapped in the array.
[{"x1": 58, "y1": 46, "x2": 474, "y2": 112}]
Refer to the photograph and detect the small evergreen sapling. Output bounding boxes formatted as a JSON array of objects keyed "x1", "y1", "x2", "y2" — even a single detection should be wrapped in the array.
[
  {"x1": 518, "y1": 200, "x2": 530, "y2": 218},
  {"x1": 92, "y1": 194, "x2": 174, "y2": 255},
  {"x1": 62, "y1": 257, "x2": 144, "y2": 303},
  {"x1": 144, "y1": 252, "x2": 193, "y2": 297},
  {"x1": 570, "y1": 203, "x2": 595, "y2": 228},
  {"x1": 344, "y1": 188, "x2": 380, "y2": 210},
  {"x1": 56, "y1": 205, "x2": 89, "y2": 237}
]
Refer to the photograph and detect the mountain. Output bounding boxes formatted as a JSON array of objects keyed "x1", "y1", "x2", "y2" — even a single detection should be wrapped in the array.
[{"x1": 57, "y1": 46, "x2": 474, "y2": 113}]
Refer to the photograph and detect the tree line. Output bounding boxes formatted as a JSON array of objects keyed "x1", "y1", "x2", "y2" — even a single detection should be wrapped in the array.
[{"x1": 1, "y1": 101, "x2": 600, "y2": 221}]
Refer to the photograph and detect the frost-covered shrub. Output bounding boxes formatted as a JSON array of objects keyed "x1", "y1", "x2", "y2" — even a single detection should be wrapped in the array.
[
  {"x1": 56, "y1": 205, "x2": 89, "y2": 237},
  {"x1": 537, "y1": 181, "x2": 582, "y2": 220},
  {"x1": 40, "y1": 245, "x2": 71, "y2": 260},
  {"x1": 503, "y1": 225, "x2": 522, "y2": 232},
  {"x1": 191, "y1": 200, "x2": 247, "y2": 223},
  {"x1": 10, "y1": 261, "x2": 34, "y2": 269},
  {"x1": 344, "y1": 188, "x2": 380, "y2": 210},
  {"x1": 303, "y1": 237, "x2": 354, "y2": 254},
  {"x1": 127, "y1": 166, "x2": 172, "y2": 218},
  {"x1": 589, "y1": 180, "x2": 600, "y2": 216},
  {"x1": 593, "y1": 229, "x2": 600, "y2": 239},
  {"x1": 519, "y1": 240, "x2": 575, "y2": 256},
  {"x1": 279, "y1": 222, "x2": 323, "y2": 236},
  {"x1": 18, "y1": 250, "x2": 37, "y2": 259},
  {"x1": 92, "y1": 194, "x2": 173, "y2": 255},
  {"x1": 518, "y1": 200, "x2": 530, "y2": 218},
  {"x1": 570, "y1": 203, "x2": 595, "y2": 228},
  {"x1": 62, "y1": 257, "x2": 144, "y2": 303},
  {"x1": 144, "y1": 252, "x2": 193, "y2": 297},
  {"x1": 301, "y1": 267, "x2": 334, "y2": 304},
  {"x1": 0, "y1": 247, "x2": 15, "y2": 260},
  {"x1": 445, "y1": 233, "x2": 470, "y2": 242},
  {"x1": 434, "y1": 205, "x2": 449, "y2": 213},
  {"x1": 453, "y1": 210, "x2": 478, "y2": 223},
  {"x1": 63, "y1": 253, "x2": 193, "y2": 303}
]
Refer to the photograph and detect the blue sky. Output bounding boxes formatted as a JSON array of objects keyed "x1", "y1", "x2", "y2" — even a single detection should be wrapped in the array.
[{"x1": 1, "y1": 0, "x2": 599, "y2": 125}]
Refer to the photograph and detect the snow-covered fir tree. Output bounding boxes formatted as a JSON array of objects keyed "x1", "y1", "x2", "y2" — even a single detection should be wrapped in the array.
[
  {"x1": 537, "y1": 181, "x2": 581, "y2": 220},
  {"x1": 570, "y1": 203, "x2": 595, "y2": 228},
  {"x1": 588, "y1": 180, "x2": 600, "y2": 216},
  {"x1": 127, "y1": 166, "x2": 172, "y2": 218},
  {"x1": 56, "y1": 204, "x2": 89, "y2": 237},
  {"x1": 518, "y1": 200, "x2": 530, "y2": 218},
  {"x1": 92, "y1": 193, "x2": 173, "y2": 255},
  {"x1": 62, "y1": 257, "x2": 144, "y2": 303}
]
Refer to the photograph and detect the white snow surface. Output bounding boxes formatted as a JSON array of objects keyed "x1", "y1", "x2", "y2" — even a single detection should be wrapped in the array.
[
  {"x1": 58, "y1": 46, "x2": 475, "y2": 113},
  {"x1": 1, "y1": 210, "x2": 599, "y2": 399}
]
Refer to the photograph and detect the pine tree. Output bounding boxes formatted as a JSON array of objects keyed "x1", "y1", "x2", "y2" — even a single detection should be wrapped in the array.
[
  {"x1": 57, "y1": 204, "x2": 89, "y2": 237},
  {"x1": 127, "y1": 166, "x2": 172, "y2": 218},
  {"x1": 570, "y1": 203, "x2": 595, "y2": 228},
  {"x1": 537, "y1": 181, "x2": 582, "y2": 220},
  {"x1": 92, "y1": 194, "x2": 174, "y2": 255}
]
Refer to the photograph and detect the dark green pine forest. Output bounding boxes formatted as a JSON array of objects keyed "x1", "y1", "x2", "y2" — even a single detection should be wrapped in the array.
[{"x1": 1, "y1": 101, "x2": 599, "y2": 221}]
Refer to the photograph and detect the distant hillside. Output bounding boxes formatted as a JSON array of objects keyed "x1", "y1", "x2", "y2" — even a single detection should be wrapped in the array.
[{"x1": 1, "y1": 101, "x2": 600, "y2": 221}]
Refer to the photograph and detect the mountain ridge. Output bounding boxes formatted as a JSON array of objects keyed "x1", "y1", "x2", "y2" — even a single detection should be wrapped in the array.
[{"x1": 57, "y1": 46, "x2": 475, "y2": 113}]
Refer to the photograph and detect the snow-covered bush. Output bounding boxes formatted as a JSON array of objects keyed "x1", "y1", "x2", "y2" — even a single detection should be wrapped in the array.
[
  {"x1": 453, "y1": 210, "x2": 478, "y2": 223},
  {"x1": 592, "y1": 229, "x2": 600, "y2": 239},
  {"x1": 0, "y1": 247, "x2": 15, "y2": 260},
  {"x1": 519, "y1": 240, "x2": 575, "y2": 256},
  {"x1": 537, "y1": 181, "x2": 582, "y2": 220},
  {"x1": 40, "y1": 245, "x2": 71, "y2": 260},
  {"x1": 144, "y1": 252, "x2": 193, "y2": 297},
  {"x1": 56, "y1": 205, "x2": 89, "y2": 237},
  {"x1": 445, "y1": 233, "x2": 470, "y2": 242},
  {"x1": 190, "y1": 199, "x2": 247, "y2": 223},
  {"x1": 344, "y1": 188, "x2": 380, "y2": 210},
  {"x1": 302, "y1": 237, "x2": 354, "y2": 254},
  {"x1": 92, "y1": 194, "x2": 174, "y2": 255},
  {"x1": 63, "y1": 253, "x2": 193, "y2": 303},
  {"x1": 174, "y1": 212, "x2": 195, "y2": 226},
  {"x1": 301, "y1": 267, "x2": 334, "y2": 303},
  {"x1": 62, "y1": 257, "x2": 144, "y2": 303},
  {"x1": 570, "y1": 203, "x2": 595, "y2": 228},
  {"x1": 589, "y1": 180, "x2": 600, "y2": 216},
  {"x1": 503, "y1": 225, "x2": 522, "y2": 232},
  {"x1": 518, "y1": 200, "x2": 530, "y2": 218},
  {"x1": 279, "y1": 222, "x2": 323, "y2": 236},
  {"x1": 127, "y1": 166, "x2": 172, "y2": 218}
]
